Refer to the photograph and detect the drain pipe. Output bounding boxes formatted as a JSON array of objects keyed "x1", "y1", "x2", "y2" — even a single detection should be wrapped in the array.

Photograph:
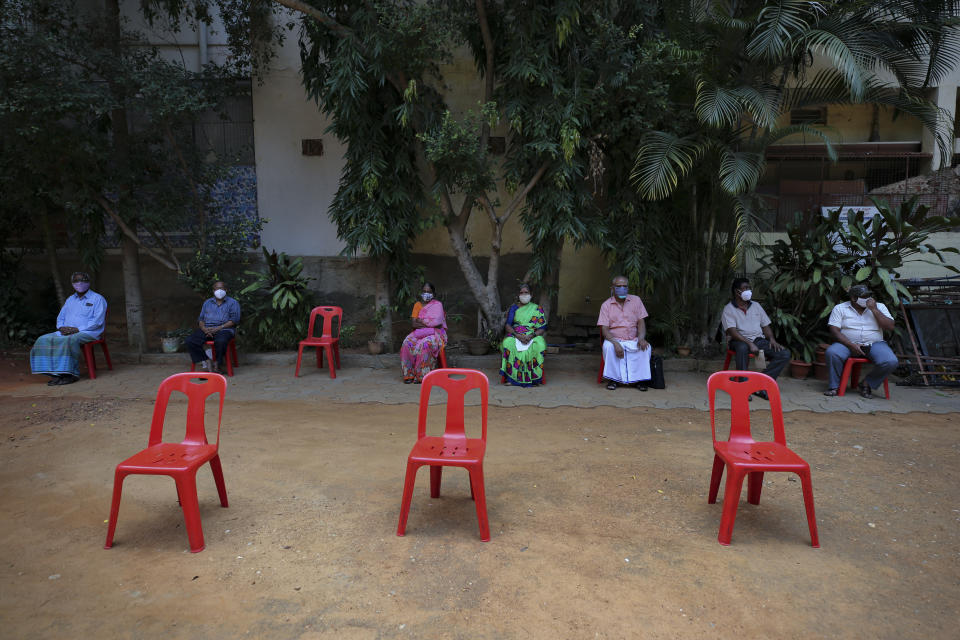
[{"x1": 198, "y1": 19, "x2": 208, "y2": 70}]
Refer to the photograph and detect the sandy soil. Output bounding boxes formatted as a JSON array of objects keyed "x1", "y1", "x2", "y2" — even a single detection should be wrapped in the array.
[{"x1": 0, "y1": 366, "x2": 958, "y2": 638}]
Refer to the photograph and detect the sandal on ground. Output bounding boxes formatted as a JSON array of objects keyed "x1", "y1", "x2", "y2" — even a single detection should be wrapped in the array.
[
  {"x1": 606, "y1": 382, "x2": 617, "y2": 390},
  {"x1": 823, "y1": 388, "x2": 839, "y2": 397},
  {"x1": 403, "y1": 377, "x2": 414, "y2": 384},
  {"x1": 56, "y1": 375, "x2": 78, "y2": 385},
  {"x1": 46, "y1": 375, "x2": 62, "y2": 386},
  {"x1": 752, "y1": 390, "x2": 769, "y2": 401},
  {"x1": 859, "y1": 382, "x2": 873, "y2": 399},
  {"x1": 636, "y1": 383, "x2": 648, "y2": 391}
]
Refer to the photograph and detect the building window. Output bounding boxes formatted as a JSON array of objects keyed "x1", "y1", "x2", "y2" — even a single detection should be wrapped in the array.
[{"x1": 790, "y1": 107, "x2": 827, "y2": 126}]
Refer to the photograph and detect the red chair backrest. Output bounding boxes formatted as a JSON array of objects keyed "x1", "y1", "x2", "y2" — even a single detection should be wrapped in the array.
[
  {"x1": 417, "y1": 368, "x2": 488, "y2": 442},
  {"x1": 707, "y1": 371, "x2": 785, "y2": 446},
  {"x1": 147, "y1": 373, "x2": 227, "y2": 448},
  {"x1": 306, "y1": 306, "x2": 343, "y2": 340}
]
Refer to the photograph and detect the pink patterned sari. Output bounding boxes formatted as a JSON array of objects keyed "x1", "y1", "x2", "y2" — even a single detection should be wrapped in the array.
[{"x1": 400, "y1": 300, "x2": 447, "y2": 382}]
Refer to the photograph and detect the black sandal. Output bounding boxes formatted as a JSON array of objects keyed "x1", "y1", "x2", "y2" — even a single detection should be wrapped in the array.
[
  {"x1": 403, "y1": 378, "x2": 414, "y2": 384},
  {"x1": 859, "y1": 382, "x2": 873, "y2": 399},
  {"x1": 823, "y1": 388, "x2": 839, "y2": 397},
  {"x1": 606, "y1": 382, "x2": 617, "y2": 390}
]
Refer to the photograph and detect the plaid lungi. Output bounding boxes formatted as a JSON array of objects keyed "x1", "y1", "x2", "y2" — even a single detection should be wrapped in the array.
[{"x1": 29, "y1": 332, "x2": 96, "y2": 377}]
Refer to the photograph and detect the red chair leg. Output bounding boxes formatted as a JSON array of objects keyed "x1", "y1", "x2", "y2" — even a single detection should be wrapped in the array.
[
  {"x1": 718, "y1": 468, "x2": 746, "y2": 546},
  {"x1": 798, "y1": 469, "x2": 820, "y2": 548},
  {"x1": 722, "y1": 350, "x2": 733, "y2": 370},
  {"x1": 469, "y1": 466, "x2": 490, "y2": 542},
  {"x1": 83, "y1": 344, "x2": 97, "y2": 379},
  {"x1": 295, "y1": 345, "x2": 305, "y2": 377},
  {"x1": 597, "y1": 355, "x2": 605, "y2": 383},
  {"x1": 325, "y1": 345, "x2": 336, "y2": 378},
  {"x1": 438, "y1": 347, "x2": 447, "y2": 369},
  {"x1": 334, "y1": 342, "x2": 341, "y2": 369},
  {"x1": 396, "y1": 461, "x2": 420, "y2": 536},
  {"x1": 882, "y1": 378, "x2": 890, "y2": 399},
  {"x1": 104, "y1": 469, "x2": 127, "y2": 548},
  {"x1": 747, "y1": 471, "x2": 764, "y2": 505},
  {"x1": 707, "y1": 455, "x2": 724, "y2": 503},
  {"x1": 430, "y1": 465, "x2": 442, "y2": 498},
  {"x1": 837, "y1": 359, "x2": 854, "y2": 396},
  {"x1": 209, "y1": 455, "x2": 229, "y2": 508},
  {"x1": 223, "y1": 349, "x2": 234, "y2": 377},
  {"x1": 317, "y1": 346, "x2": 323, "y2": 369},
  {"x1": 174, "y1": 474, "x2": 205, "y2": 553},
  {"x1": 229, "y1": 341, "x2": 238, "y2": 367},
  {"x1": 101, "y1": 342, "x2": 113, "y2": 370}
]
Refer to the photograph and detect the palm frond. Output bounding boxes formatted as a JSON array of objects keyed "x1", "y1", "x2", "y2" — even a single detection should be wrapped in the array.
[
  {"x1": 631, "y1": 131, "x2": 705, "y2": 201},
  {"x1": 762, "y1": 124, "x2": 839, "y2": 163},
  {"x1": 746, "y1": 0, "x2": 812, "y2": 61},
  {"x1": 718, "y1": 150, "x2": 764, "y2": 195},
  {"x1": 730, "y1": 85, "x2": 778, "y2": 129},
  {"x1": 800, "y1": 28, "x2": 867, "y2": 100},
  {"x1": 695, "y1": 80, "x2": 743, "y2": 128}
]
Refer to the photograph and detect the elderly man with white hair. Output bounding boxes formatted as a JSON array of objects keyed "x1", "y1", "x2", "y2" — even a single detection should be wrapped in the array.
[{"x1": 597, "y1": 275, "x2": 653, "y2": 391}]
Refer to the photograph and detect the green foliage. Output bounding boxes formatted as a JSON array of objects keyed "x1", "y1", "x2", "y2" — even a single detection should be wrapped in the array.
[
  {"x1": 759, "y1": 198, "x2": 959, "y2": 361},
  {"x1": 239, "y1": 248, "x2": 315, "y2": 350},
  {"x1": 338, "y1": 324, "x2": 358, "y2": 348}
]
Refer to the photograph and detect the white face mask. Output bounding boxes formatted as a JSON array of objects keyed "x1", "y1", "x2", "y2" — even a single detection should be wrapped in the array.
[
  {"x1": 214, "y1": 289, "x2": 227, "y2": 300},
  {"x1": 740, "y1": 290, "x2": 752, "y2": 302},
  {"x1": 518, "y1": 294, "x2": 532, "y2": 304},
  {"x1": 421, "y1": 292, "x2": 433, "y2": 302},
  {"x1": 856, "y1": 297, "x2": 869, "y2": 307}
]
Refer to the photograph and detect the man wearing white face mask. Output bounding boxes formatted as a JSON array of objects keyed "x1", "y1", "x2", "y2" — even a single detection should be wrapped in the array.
[
  {"x1": 824, "y1": 284, "x2": 897, "y2": 398},
  {"x1": 721, "y1": 277, "x2": 790, "y2": 399},
  {"x1": 598, "y1": 275, "x2": 653, "y2": 391},
  {"x1": 185, "y1": 280, "x2": 241, "y2": 374},
  {"x1": 29, "y1": 271, "x2": 107, "y2": 385}
]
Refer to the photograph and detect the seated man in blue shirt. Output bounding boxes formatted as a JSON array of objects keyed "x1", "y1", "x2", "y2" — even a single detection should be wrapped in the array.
[
  {"x1": 185, "y1": 281, "x2": 241, "y2": 373},
  {"x1": 29, "y1": 271, "x2": 108, "y2": 385}
]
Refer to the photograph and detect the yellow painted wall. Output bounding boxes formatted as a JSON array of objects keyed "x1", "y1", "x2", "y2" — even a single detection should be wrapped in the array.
[{"x1": 773, "y1": 103, "x2": 924, "y2": 145}]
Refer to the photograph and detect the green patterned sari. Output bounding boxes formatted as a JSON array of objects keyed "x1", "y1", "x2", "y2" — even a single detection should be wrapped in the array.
[{"x1": 499, "y1": 303, "x2": 547, "y2": 387}]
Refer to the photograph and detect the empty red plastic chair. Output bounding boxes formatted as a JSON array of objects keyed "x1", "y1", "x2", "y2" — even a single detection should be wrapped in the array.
[
  {"x1": 105, "y1": 373, "x2": 228, "y2": 553},
  {"x1": 707, "y1": 371, "x2": 819, "y2": 547},
  {"x1": 189, "y1": 337, "x2": 238, "y2": 376},
  {"x1": 837, "y1": 357, "x2": 890, "y2": 399},
  {"x1": 295, "y1": 306, "x2": 342, "y2": 378},
  {"x1": 397, "y1": 368, "x2": 490, "y2": 541},
  {"x1": 721, "y1": 349, "x2": 755, "y2": 370}
]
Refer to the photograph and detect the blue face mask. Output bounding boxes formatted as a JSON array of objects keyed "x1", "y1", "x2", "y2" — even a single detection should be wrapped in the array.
[
  {"x1": 421, "y1": 292, "x2": 434, "y2": 302},
  {"x1": 614, "y1": 286, "x2": 628, "y2": 298}
]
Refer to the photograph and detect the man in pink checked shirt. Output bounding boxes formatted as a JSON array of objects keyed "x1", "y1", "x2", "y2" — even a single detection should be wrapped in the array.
[{"x1": 597, "y1": 275, "x2": 653, "y2": 391}]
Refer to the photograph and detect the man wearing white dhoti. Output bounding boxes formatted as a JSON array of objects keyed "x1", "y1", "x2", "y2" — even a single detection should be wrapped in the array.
[{"x1": 597, "y1": 275, "x2": 653, "y2": 391}]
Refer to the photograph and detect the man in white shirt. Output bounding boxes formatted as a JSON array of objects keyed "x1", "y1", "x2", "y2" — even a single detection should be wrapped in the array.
[
  {"x1": 721, "y1": 277, "x2": 790, "y2": 400},
  {"x1": 824, "y1": 284, "x2": 897, "y2": 398}
]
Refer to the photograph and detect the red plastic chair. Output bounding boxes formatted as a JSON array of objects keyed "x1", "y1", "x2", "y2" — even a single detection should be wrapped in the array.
[
  {"x1": 837, "y1": 357, "x2": 891, "y2": 399},
  {"x1": 707, "y1": 371, "x2": 819, "y2": 547},
  {"x1": 397, "y1": 368, "x2": 490, "y2": 541},
  {"x1": 721, "y1": 349, "x2": 755, "y2": 370},
  {"x1": 438, "y1": 346, "x2": 448, "y2": 369},
  {"x1": 105, "y1": 373, "x2": 228, "y2": 553},
  {"x1": 189, "y1": 336, "x2": 238, "y2": 377},
  {"x1": 295, "y1": 306, "x2": 342, "y2": 378},
  {"x1": 82, "y1": 330, "x2": 113, "y2": 380}
]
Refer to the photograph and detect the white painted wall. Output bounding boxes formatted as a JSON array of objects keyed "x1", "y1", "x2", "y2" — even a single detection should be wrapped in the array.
[{"x1": 253, "y1": 28, "x2": 347, "y2": 256}]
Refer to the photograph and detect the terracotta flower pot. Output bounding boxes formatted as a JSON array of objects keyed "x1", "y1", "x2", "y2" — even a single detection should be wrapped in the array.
[
  {"x1": 367, "y1": 340, "x2": 383, "y2": 355},
  {"x1": 790, "y1": 360, "x2": 812, "y2": 379},
  {"x1": 815, "y1": 343, "x2": 829, "y2": 364},
  {"x1": 465, "y1": 338, "x2": 490, "y2": 356},
  {"x1": 813, "y1": 361, "x2": 829, "y2": 381},
  {"x1": 676, "y1": 346, "x2": 692, "y2": 357}
]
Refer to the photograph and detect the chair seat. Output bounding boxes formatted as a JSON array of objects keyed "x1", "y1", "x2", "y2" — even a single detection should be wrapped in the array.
[
  {"x1": 118, "y1": 443, "x2": 218, "y2": 473},
  {"x1": 408, "y1": 437, "x2": 485, "y2": 465},
  {"x1": 714, "y1": 441, "x2": 809, "y2": 470},
  {"x1": 299, "y1": 337, "x2": 338, "y2": 346}
]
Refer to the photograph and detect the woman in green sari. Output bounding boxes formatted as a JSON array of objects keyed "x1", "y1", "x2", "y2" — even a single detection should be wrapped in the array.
[{"x1": 500, "y1": 283, "x2": 547, "y2": 386}]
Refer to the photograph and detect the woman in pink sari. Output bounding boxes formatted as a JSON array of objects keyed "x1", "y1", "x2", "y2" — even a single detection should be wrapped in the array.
[{"x1": 400, "y1": 282, "x2": 447, "y2": 383}]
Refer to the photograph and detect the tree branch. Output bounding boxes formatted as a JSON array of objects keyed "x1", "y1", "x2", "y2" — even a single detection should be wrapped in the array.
[
  {"x1": 501, "y1": 161, "x2": 550, "y2": 222},
  {"x1": 270, "y1": 0, "x2": 353, "y2": 38},
  {"x1": 94, "y1": 194, "x2": 180, "y2": 271}
]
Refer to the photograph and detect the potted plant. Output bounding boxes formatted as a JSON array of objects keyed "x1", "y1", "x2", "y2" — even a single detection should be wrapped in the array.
[
  {"x1": 676, "y1": 345, "x2": 692, "y2": 357},
  {"x1": 368, "y1": 305, "x2": 387, "y2": 354},
  {"x1": 789, "y1": 343, "x2": 815, "y2": 379},
  {"x1": 159, "y1": 328, "x2": 191, "y2": 353}
]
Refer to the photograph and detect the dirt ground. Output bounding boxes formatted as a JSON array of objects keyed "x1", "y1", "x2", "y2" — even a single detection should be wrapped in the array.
[{"x1": 1, "y1": 361, "x2": 958, "y2": 639}]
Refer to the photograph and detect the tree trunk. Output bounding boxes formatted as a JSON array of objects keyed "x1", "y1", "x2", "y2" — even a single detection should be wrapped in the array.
[
  {"x1": 39, "y1": 203, "x2": 66, "y2": 306},
  {"x1": 446, "y1": 219, "x2": 504, "y2": 333},
  {"x1": 121, "y1": 235, "x2": 148, "y2": 352},
  {"x1": 374, "y1": 256, "x2": 392, "y2": 348}
]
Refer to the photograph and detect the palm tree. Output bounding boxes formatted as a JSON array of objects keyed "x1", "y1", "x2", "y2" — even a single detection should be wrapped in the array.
[{"x1": 631, "y1": 0, "x2": 959, "y2": 343}]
